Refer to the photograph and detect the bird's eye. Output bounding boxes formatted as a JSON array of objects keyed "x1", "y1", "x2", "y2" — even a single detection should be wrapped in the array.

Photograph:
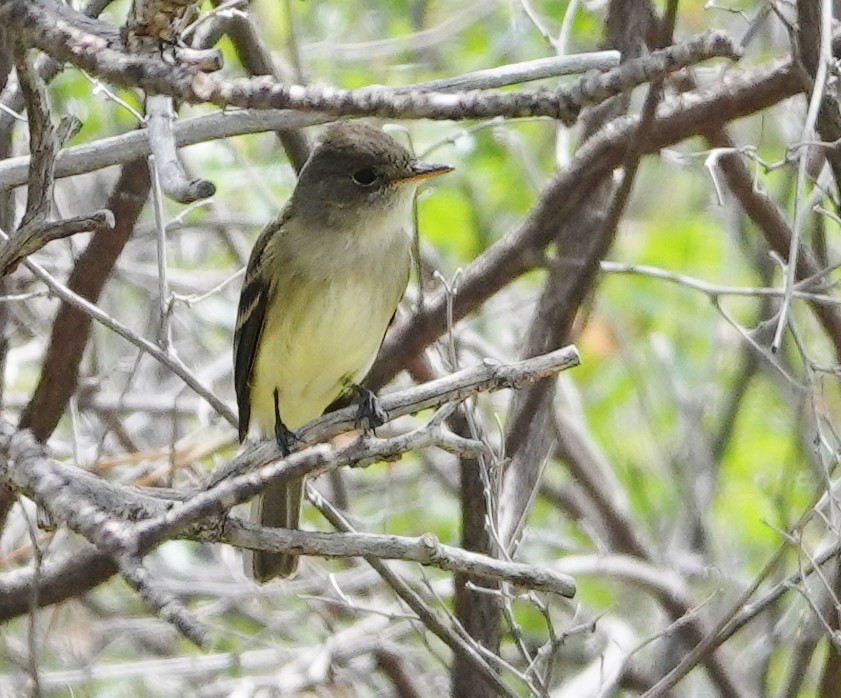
[{"x1": 351, "y1": 168, "x2": 378, "y2": 186}]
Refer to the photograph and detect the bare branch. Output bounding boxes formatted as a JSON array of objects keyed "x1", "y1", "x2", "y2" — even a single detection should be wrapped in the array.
[
  {"x1": 0, "y1": 0, "x2": 738, "y2": 124},
  {"x1": 0, "y1": 347, "x2": 579, "y2": 624},
  {"x1": 705, "y1": 130, "x2": 841, "y2": 362},
  {"x1": 17, "y1": 247, "x2": 236, "y2": 426},
  {"x1": 0, "y1": 210, "x2": 114, "y2": 276},
  {"x1": 0, "y1": 109, "x2": 326, "y2": 192},
  {"x1": 408, "y1": 51, "x2": 621, "y2": 92},
  {"x1": 225, "y1": 520, "x2": 575, "y2": 597},
  {"x1": 0, "y1": 53, "x2": 798, "y2": 195},
  {"x1": 145, "y1": 95, "x2": 215, "y2": 203},
  {"x1": 313, "y1": 492, "x2": 526, "y2": 698},
  {"x1": 1, "y1": 422, "x2": 207, "y2": 646},
  {"x1": 210, "y1": 344, "x2": 580, "y2": 485},
  {"x1": 14, "y1": 45, "x2": 57, "y2": 226}
]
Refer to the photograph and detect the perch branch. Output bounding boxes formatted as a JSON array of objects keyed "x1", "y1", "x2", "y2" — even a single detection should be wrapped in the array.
[
  {"x1": 0, "y1": 346, "x2": 579, "y2": 625},
  {"x1": 209, "y1": 345, "x2": 580, "y2": 485}
]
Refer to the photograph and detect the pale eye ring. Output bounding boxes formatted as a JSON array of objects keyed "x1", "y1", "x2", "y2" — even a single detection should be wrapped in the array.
[{"x1": 351, "y1": 168, "x2": 378, "y2": 186}]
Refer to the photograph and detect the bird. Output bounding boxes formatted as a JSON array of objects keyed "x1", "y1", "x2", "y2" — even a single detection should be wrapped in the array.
[{"x1": 234, "y1": 121, "x2": 452, "y2": 582}]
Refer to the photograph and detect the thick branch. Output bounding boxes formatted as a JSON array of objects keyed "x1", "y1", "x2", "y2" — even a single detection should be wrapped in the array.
[
  {"x1": 19, "y1": 158, "x2": 150, "y2": 442},
  {"x1": 0, "y1": 61, "x2": 797, "y2": 195},
  {"x1": 1, "y1": 0, "x2": 738, "y2": 124}
]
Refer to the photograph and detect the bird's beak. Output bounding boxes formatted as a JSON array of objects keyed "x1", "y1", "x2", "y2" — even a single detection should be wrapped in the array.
[{"x1": 396, "y1": 162, "x2": 454, "y2": 183}]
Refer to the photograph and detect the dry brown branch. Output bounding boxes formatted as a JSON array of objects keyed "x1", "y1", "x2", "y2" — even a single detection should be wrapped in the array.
[
  {"x1": 18, "y1": 158, "x2": 151, "y2": 442},
  {"x1": 13, "y1": 46, "x2": 58, "y2": 227}
]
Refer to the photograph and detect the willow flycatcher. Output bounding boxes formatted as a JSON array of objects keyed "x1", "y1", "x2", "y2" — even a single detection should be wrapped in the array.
[{"x1": 234, "y1": 122, "x2": 452, "y2": 582}]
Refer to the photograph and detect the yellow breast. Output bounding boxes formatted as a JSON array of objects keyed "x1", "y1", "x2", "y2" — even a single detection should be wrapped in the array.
[{"x1": 248, "y1": 245, "x2": 410, "y2": 435}]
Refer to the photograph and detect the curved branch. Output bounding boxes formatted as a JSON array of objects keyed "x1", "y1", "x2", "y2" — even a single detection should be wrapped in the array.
[{"x1": 145, "y1": 95, "x2": 215, "y2": 203}]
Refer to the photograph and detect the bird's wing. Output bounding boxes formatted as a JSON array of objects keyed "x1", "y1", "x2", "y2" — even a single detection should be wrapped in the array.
[{"x1": 233, "y1": 228, "x2": 274, "y2": 442}]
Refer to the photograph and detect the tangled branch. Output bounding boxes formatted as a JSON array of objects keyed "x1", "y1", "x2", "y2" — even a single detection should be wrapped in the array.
[{"x1": 0, "y1": 346, "x2": 579, "y2": 641}]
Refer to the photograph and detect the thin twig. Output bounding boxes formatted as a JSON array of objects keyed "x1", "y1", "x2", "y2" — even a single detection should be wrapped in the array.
[
  {"x1": 772, "y1": 0, "x2": 832, "y2": 351},
  {"x1": 311, "y1": 490, "x2": 523, "y2": 698},
  {"x1": 2, "y1": 231, "x2": 236, "y2": 424},
  {"x1": 409, "y1": 51, "x2": 620, "y2": 92}
]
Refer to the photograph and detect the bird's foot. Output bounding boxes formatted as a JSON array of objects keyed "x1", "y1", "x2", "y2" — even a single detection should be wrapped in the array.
[
  {"x1": 273, "y1": 388, "x2": 299, "y2": 456},
  {"x1": 355, "y1": 387, "x2": 387, "y2": 434}
]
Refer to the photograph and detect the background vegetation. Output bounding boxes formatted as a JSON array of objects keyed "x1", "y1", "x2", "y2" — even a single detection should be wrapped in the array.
[{"x1": 0, "y1": 0, "x2": 838, "y2": 696}]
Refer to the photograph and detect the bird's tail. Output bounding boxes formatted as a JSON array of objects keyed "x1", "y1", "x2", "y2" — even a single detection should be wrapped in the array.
[{"x1": 245, "y1": 477, "x2": 303, "y2": 582}]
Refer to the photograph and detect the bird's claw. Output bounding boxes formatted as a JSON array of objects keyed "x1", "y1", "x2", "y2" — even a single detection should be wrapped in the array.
[{"x1": 355, "y1": 388, "x2": 387, "y2": 433}]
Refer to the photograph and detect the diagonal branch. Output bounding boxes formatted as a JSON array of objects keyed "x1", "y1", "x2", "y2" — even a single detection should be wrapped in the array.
[
  {"x1": 18, "y1": 159, "x2": 150, "y2": 443},
  {"x1": 369, "y1": 58, "x2": 801, "y2": 390},
  {"x1": 209, "y1": 344, "x2": 580, "y2": 486}
]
